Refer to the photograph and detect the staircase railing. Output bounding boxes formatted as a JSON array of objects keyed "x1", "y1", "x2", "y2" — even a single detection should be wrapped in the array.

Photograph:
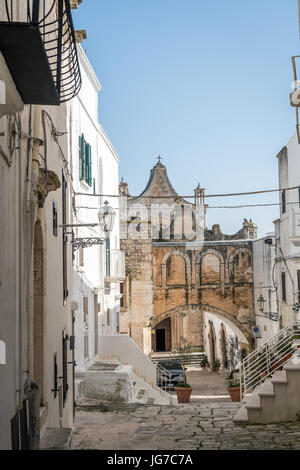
[
  {"x1": 240, "y1": 320, "x2": 300, "y2": 398},
  {"x1": 156, "y1": 363, "x2": 174, "y2": 394}
]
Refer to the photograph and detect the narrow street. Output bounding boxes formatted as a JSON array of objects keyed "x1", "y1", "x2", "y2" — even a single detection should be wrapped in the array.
[{"x1": 71, "y1": 369, "x2": 300, "y2": 450}]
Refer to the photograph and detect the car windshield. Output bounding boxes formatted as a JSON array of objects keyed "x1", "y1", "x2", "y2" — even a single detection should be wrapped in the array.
[{"x1": 158, "y1": 361, "x2": 182, "y2": 370}]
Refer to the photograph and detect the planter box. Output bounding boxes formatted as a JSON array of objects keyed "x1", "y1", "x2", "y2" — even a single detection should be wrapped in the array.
[
  {"x1": 271, "y1": 352, "x2": 292, "y2": 371},
  {"x1": 174, "y1": 387, "x2": 192, "y2": 403}
]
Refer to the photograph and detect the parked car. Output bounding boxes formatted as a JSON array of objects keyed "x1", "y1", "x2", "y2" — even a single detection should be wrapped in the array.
[{"x1": 157, "y1": 360, "x2": 185, "y2": 389}]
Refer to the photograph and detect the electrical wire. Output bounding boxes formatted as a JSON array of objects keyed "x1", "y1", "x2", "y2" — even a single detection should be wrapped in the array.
[
  {"x1": 73, "y1": 200, "x2": 300, "y2": 211},
  {"x1": 74, "y1": 184, "x2": 300, "y2": 200}
]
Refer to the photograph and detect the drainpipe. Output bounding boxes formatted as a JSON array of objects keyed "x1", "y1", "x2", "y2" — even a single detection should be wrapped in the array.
[
  {"x1": 16, "y1": 112, "x2": 25, "y2": 415},
  {"x1": 18, "y1": 104, "x2": 34, "y2": 413},
  {"x1": 27, "y1": 103, "x2": 42, "y2": 378},
  {"x1": 24, "y1": 105, "x2": 42, "y2": 448}
]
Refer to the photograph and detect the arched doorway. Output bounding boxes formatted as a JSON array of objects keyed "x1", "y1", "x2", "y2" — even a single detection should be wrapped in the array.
[
  {"x1": 33, "y1": 221, "x2": 45, "y2": 404},
  {"x1": 153, "y1": 317, "x2": 172, "y2": 352}
]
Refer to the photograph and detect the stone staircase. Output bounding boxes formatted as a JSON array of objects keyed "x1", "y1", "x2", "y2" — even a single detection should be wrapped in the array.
[
  {"x1": 151, "y1": 351, "x2": 205, "y2": 366},
  {"x1": 76, "y1": 359, "x2": 174, "y2": 406},
  {"x1": 234, "y1": 357, "x2": 300, "y2": 424},
  {"x1": 132, "y1": 371, "x2": 175, "y2": 405}
]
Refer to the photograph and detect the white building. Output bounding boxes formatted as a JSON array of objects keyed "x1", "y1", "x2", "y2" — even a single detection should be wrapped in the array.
[
  {"x1": 274, "y1": 134, "x2": 300, "y2": 327},
  {"x1": 252, "y1": 234, "x2": 279, "y2": 346},
  {"x1": 0, "y1": 0, "x2": 82, "y2": 449},
  {"x1": 71, "y1": 44, "x2": 124, "y2": 376}
]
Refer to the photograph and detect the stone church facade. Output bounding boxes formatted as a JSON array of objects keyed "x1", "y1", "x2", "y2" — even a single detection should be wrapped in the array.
[{"x1": 119, "y1": 160, "x2": 257, "y2": 364}]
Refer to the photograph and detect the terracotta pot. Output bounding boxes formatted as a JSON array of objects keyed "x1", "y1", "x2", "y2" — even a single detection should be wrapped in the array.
[
  {"x1": 228, "y1": 386, "x2": 241, "y2": 402},
  {"x1": 175, "y1": 387, "x2": 192, "y2": 403},
  {"x1": 214, "y1": 367, "x2": 220, "y2": 372}
]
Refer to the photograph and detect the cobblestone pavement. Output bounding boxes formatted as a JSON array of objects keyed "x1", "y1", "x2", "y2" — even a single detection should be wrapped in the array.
[{"x1": 71, "y1": 401, "x2": 300, "y2": 450}]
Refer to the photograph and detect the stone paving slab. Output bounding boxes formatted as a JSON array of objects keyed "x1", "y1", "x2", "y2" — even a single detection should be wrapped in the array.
[{"x1": 71, "y1": 401, "x2": 300, "y2": 450}]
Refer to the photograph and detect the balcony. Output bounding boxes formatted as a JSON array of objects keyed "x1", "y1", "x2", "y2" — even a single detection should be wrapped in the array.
[
  {"x1": 0, "y1": 0, "x2": 81, "y2": 105},
  {"x1": 105, "y1": 249, "x2": 125, "y2": 283}
]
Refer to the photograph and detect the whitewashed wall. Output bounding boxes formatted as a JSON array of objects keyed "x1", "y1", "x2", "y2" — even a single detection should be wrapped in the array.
[
  {"x1": 275, "y1": 134, "x2": 300, "y2": 327},
  {"x1": 71, "y1": 45, "x2": 121, "y2": 375},
  {"x1": 253, "y1": 234, "x2": 279, "y2": 346}
]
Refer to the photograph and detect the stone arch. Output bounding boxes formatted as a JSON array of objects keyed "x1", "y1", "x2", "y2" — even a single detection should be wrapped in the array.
[
  {"x1": 162, "y1": 249, "x2": 191, "y2": 286},
  {"x1": 33, "y1": 219, "x2": 45, "y2": 403},
  {"x1": 150, "y1": 303, "x2": 252, "y2": 348},
  {"x1": 228, "y1": 247, "x2": 252, "y2": 283},
  {"x1": 196, "y1": 249, "x2": 225, "y2": 285}
]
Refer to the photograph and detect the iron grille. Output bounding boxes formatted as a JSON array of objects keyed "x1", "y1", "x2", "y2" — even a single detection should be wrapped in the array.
[{"x1": 1, "y1": 0, "x2": 81, "y2": 104}]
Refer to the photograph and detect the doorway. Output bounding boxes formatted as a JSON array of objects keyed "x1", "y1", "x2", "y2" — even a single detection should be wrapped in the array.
[{"x1": 156, "y1": 329, "x2": 165, "y2": 352}]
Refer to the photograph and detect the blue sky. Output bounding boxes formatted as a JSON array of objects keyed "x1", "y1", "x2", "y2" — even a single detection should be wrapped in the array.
[{"x1": 73, "y1": 0, "x2": 299, "y2": 237}]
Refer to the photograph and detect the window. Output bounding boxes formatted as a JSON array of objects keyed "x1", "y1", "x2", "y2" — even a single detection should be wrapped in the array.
[
  {"x1": 53, "y1": 200, "x2": 58, "y2": 237},
  {"x1": 281, "y1": 190, "x2": 286, "y2": 214},
  {"x1": 79, "y1": 134, "x2": 92, "y2": 186},
  {"x1": 281, "y1": 272, "x2": 286, "y2": 302},
  {"x1": 120, "y1": 282, "x2": 124, "y2": 308},
  {"x1": 62, "y1": 170, "x2": 68, "y2": 304},
  {"x1": 62, "y1": 332, "x2": 68, "y2": 406},
  {"x1": 107, "y1": 308, "x2": 111, "y2": 326},
  {"x1": 297, "y1": 270, "x2": 300, "y2": 302},
  {"x1": 83, "y1": 297, "x2": 88, "y2": 324}
]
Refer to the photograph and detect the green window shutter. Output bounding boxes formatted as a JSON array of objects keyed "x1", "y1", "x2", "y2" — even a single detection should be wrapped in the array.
[
  {"x1": 79, "y1": 134, "x2": 85, "y2": 181},
  {"x1": 78, "y1": 135, "x2": 83, "y2": 180},
  {"x1": 86, "y1": 143, "x2": 92, "y2": 186}
]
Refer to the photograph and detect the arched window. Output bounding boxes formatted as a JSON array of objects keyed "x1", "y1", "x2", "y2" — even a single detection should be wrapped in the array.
[
  {"x1": 200, "y1": 253, "x2": 221, "y2": 285},
  {"x1": 166, "y1": 254, "x2": 187, "y2": 285}
]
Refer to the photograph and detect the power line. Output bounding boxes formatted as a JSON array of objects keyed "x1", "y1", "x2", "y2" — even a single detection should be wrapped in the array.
[
  {"x1": 74, "y1": 184, "x2": 300, "y2": 200},
  {"x1": 75, "y1": 200, "x2": 300, "y2": 211}
]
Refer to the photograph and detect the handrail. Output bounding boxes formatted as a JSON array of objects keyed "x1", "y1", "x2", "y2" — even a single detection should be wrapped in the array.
[
  {"x1": 156, "y1": 363, "x2": 173, "y2": 394},
  {"x1": 240, "y1": 320, "x2": 300, "y2": 398}
]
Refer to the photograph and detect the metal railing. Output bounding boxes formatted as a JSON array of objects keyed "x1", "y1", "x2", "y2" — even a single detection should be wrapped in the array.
[
  {"x1": 156, "y1": 362, "x2": 174, "y2": 394},
  {"x1": 240, "y1": 320, "x2": 300, "y2": 398},
  {"x1": 2, "y1": 0, "x2": 81, "y2": 103}
]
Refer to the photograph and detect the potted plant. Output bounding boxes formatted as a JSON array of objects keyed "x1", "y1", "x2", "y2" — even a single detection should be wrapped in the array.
[
  {"x1": 200, "y1": 355, "x2": 208, "y2": 369},
  {"x1": 172, "y1": 342, "x2": 194, "y2": 403},
  {"x1": 174, "y1": 381, "x2": 193, "y2": 403},
  {"x1": 213, "y1": 359, "x2": 221, "y2": 372},
  {"x1": 227, "y1": 335, "x2": 241, "y2": 402}
]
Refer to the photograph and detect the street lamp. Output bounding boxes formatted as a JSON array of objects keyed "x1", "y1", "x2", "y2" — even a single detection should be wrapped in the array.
[
  {"x1": 257, "y1": 295, "x2": 266, "y2": 312},
  {"x1": 98, "y1": 201, "x2": 116, "y2": 278},
  {"x1": 98, "y1": 200, "x2": 115, "y2": 234}
]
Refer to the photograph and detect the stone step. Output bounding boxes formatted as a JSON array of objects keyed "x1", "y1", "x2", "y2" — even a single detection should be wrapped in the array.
[
  {"x1": 233, "y1": 404, "x2": 248, "y2": 423},
  {"x1": 40, "y1": 428, "x2": 72, "y2": 450},
  {"x1": 258, "y1": 380, "x2": 274, "y2": 397},
  {"x1": 151, "y1": 352, "x2": 204, "y2": 365},
  {"x1": 245, "y1": 394, "x2": 261, "y2": 410},
  {"x1": 271, "y1": 370, "x2": 287, "y2": 384},
  {"x1": 146, "y1": 397, "x2": 155, "y2": 404}
]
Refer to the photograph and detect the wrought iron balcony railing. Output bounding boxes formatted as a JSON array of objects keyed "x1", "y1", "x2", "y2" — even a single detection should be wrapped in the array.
[{"x1": 0, "y1": 0, "x2": 81, "y2": 105}]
